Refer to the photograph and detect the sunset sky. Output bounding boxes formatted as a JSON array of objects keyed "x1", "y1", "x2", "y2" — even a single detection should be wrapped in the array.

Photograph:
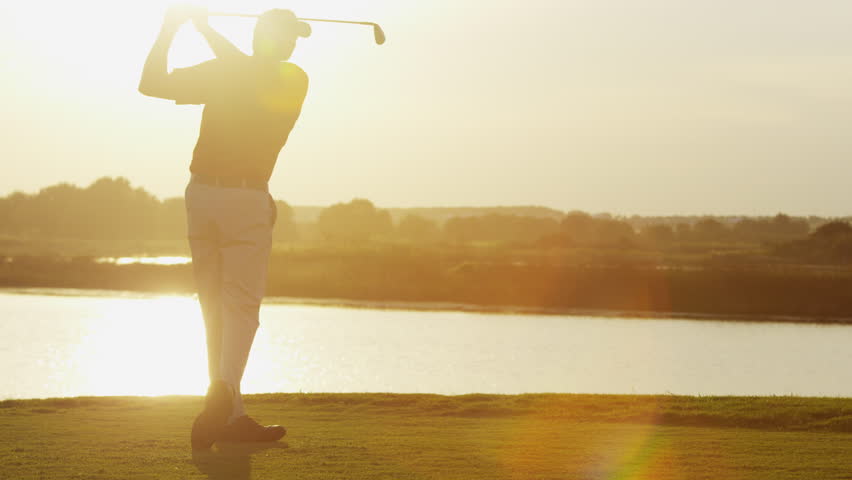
[{"x1": 2, "y1": 0, "x2": 852, "y2": 215}]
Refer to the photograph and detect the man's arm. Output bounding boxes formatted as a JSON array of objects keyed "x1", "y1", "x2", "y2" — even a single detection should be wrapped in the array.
[
  {"x1": 192, "y1": 14, "x2": 246, "y2": 59},
  {"x1": 138, "y1": 7, "x2": 195, "y2": 98}
]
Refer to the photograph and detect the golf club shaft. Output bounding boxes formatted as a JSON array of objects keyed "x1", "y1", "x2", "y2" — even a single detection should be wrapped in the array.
[
  {"x1": 208, "y1": 12, "x2": 386, "y2": 45},
  {"x1": 210, "y1": 12, "x2": 377, "y2": 27},
  {"x1": 300, "y1": 18, "x2": 378, "y2": 28}
]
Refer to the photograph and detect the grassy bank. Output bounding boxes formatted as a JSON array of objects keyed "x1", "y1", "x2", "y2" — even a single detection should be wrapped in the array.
[
  {"x1": 3, "y1": 250, "x2": 852, "y2": 322},
  {"x1": 2, "y1": 394, "x2": 852, "y2": 479}
]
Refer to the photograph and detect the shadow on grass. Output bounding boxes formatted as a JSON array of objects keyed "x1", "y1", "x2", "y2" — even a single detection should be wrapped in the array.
[{"x1": 191, "y1": 442, "x2": 288, "y2": 480}]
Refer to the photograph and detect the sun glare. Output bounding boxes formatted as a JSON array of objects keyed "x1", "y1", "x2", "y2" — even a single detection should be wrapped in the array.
[
  {"x1": 110, "y1": 256, "x2": 191, "y2": 266},
  {"x1": 72, "y1": 296, "x2": 207, "y2": 397}
]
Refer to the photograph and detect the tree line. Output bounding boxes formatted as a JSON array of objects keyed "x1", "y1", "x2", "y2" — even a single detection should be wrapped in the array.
[
  {"x1": 0, "y1": 177, "x2": 295, "y2": 242},
  {"x1": 0, "y1": 177, "x2": 847, "y2": 256}
]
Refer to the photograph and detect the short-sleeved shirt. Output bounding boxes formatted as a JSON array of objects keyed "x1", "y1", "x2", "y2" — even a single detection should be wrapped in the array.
[{"x1": 168, "y1": 55, "x2": 309, "y2": 182}]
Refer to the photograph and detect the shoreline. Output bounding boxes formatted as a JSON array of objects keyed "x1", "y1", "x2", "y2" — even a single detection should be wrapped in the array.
[
  {"x1": 3, "y1": 286, "x2": 851, "y2": 325},
  {"x1": 3, "y1": 393, "x2": 852, "y2": 427}
]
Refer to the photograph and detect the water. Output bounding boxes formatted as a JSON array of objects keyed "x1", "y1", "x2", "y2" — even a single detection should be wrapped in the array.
[
  {"x1": 96, "y1": 256, "x2": 191, "y2": 266},
  {"x1": 1, "y1": 290, "x2": 851, "y2": 400}
]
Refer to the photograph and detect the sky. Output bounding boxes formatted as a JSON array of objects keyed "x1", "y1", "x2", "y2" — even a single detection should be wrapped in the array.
[{"x1": 2, "y1": 0, "x2": 852, "y2": 216}]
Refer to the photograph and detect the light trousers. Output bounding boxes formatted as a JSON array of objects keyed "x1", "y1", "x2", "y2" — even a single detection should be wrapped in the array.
[{"x1": 185, "y1": 178, "x2": 277, "y2": 420}]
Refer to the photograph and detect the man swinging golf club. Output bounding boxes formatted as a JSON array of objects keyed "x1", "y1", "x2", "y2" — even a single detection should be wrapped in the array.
[{"x1": 139, "y1": 6, "x2": 310, "y2": 448}]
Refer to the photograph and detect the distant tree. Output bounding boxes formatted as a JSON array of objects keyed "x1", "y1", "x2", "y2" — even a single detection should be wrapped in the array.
[
  {"x1": 732, "y1": 214, "x2": 810, "y2": 242},
  {"x1": 640, "y1": 224, "x2": 675, "y2": 246},
  {"x1": 560, "y1": 211, "x2": 596, "y2": 243},
  {"x1": 674, "y1": 222, "x2": 693, "y2": 242},
  {"x1": 443, "y1": 214, "x2": 559, "y2": 244},
  {"x1": 397, "y1": 214, "x2": 440, "y2": 243},
  {"x1": 79, "y1": 177, "x2": 160, "y2": 239},
  {"x1": 443, "y1": 216, "x2": 477, "y2": 243},
  {"x1": 272, "y1": 200, "x2": 297, "y2": 242},
  {"x1": 0, "y1": 191, "x2": 34, "y2": 234},
  {"x1": 30, "y1": 183, "x2": 84, "y2": 236},
  {"x1": 812, "y1": 221, "x2": 852, "y2": 239},
  {"x1": 692, "y1": 218, "x2": 728, "y2": 242},
  {"x1": 558, "y1": 212, "x2": 634, "y2": 246},
  {"x1": 318, "y1": 198, "x2": 393, "y2": 243},
  {"x1": 775, "y1": 220, "x2": 852, "y2": 264},
  {"x1": 593, "y1": 218, "x2": 635, "y2": 246},
  {"x1": 731, "y1": 218, "x2": 760, "y2": 241}
]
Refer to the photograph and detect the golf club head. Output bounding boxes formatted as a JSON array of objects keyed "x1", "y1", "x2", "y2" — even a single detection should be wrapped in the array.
[{"x1": 373, "y1": 24, "x2": 386, "y2": 45}]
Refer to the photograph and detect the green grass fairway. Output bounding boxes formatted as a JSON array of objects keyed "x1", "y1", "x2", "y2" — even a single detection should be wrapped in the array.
[{"x1": 3, "y1": 394, "x2": 852, "y2": 479}]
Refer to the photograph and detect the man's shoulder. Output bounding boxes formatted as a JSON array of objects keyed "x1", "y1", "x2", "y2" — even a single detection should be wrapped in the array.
[
  {"x1": 279, "y1": 62, "x2": 309, "y2": 83},
  {"x1": 280, "y1": 62, "x2": 307, "y2": 75}
]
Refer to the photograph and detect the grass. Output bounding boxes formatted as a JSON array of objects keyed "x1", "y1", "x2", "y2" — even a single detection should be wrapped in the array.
[{"x1": 2, "y1": 394, "x2": 852, "y2": 479}]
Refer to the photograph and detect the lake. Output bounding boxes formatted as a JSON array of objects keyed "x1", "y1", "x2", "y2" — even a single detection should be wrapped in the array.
[{"x1": 1, "y1": 289, "x2": 851, "y2": 400}]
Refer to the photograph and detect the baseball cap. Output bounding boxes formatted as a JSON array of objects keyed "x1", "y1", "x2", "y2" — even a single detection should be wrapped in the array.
[{"x1": 257, "y1": 9, "x2": 311, "y2": 38}]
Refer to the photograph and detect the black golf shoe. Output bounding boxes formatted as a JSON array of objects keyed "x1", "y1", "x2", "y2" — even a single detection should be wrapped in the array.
[
  {"x1": 191, "y1": 380, "x2": 233, "y2": 450},
  {"x1": 219, "y1": 415, "x2": 287, "y2": 443}
]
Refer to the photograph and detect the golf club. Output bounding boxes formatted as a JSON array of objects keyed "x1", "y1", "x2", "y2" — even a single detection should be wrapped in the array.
[{"x1": 209, "y1": 12, "x2": 386, "y2": 45}]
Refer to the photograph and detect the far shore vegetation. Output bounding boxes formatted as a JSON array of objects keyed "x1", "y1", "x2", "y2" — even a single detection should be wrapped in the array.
[{"x1": 2, "y1": 177, "x2": 852, "y2": 321}]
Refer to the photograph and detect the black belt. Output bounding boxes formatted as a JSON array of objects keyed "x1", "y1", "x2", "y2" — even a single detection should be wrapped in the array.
[{"x1": 192, "y1": 174, "x2": 268, "y2": 192}]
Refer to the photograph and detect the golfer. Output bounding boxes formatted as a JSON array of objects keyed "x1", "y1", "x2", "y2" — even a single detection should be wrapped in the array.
[{"x1": 139, "y1": 6, "x2": 310, "y2": 449}]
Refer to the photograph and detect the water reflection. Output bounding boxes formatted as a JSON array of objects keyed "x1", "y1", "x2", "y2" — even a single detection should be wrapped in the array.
[
  {"x1": 73, "y1": 295, "x2": 207, "y2": 396},
  {"x1": 2, "y1": 293, "x2": 207, "y2": 398},
  {"x1": 97, "y1": 256, "x2": 192, "y2": 266}
]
